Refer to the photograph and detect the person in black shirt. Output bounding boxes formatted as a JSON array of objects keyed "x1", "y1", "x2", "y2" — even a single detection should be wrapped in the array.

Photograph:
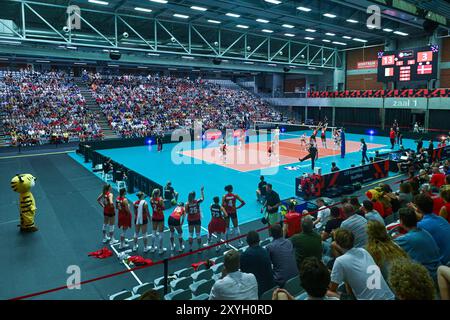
[
  {"x1": 427, "y1": 140, "x2": 434, "y2": 163},
  {"x1": 416, "y1": 137, "x2": 423, "y2": 154},
  {"x1": 331, "y1": 162, "x2": 340, "y2": 172},
  {"x1": 263, "y1": 184, "x2": 281, "y2": 227},
  {"x1": 164, "y1": 181, "x2": 178, "y2": 204},
  {"x1": 156, "y1": 135, "x2": 163, "y2": 152},
  {"x1": 360, "y1": 139, "x2": 369, "y2": 165},
  {"x1": 321, "y1": 207, "x2": 343, "y2": 242},
  {"x1": 299, "y1": 142, "x2": 318, "y2": 170},
  {"x1": 103, "y1": 158, "x2": 112, "y2": 175},
  {"x1": 256, "y1": 176, "x2": 267, "y2": 203}
]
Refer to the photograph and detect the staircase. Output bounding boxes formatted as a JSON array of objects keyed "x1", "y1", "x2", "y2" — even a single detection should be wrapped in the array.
[{"x1": 74, "y1": 78, "x2": 119, "y2": 140}]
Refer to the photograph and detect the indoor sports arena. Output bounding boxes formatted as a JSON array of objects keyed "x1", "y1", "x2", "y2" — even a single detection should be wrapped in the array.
[{"x1": 0, "y1": 0, "x2": 450, "y2": 303}]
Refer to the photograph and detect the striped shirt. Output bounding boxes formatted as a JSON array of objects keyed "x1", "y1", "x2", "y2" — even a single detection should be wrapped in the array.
[{"x1": 341, "y1": 214, "x2": 368, "y2": 248}]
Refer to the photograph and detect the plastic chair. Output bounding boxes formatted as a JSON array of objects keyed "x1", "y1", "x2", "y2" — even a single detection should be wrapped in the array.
[
  {"x1": 211, "y1": 262, "x2": 224, "y2": 274},
  {"x1": 283, "y1": 275, "x2": 303, "y2": 297},
  {"x1": 170, "y1": 276, "x2": 193, "y2": 291},
  {"x1": 132, "y1": 282, "x2": 153, "y2": 295},
  {"x1": 117, "y1": 181, "x2": 126, "y2": 189},
  {"x1": 164, "y1": 289, "x2": 192, "y2": 300},
  {"x1": 211, "y1": 255, "x2": 225, "y2": 264},
  {"x1": 260, "y1": 286, "x2": 277, "y2": 301},
  {"x1": 153, "y1": 285, "x2": 166, "y2": 297},
  {"x1": 125, "y1": 294, "x2": 141, "y2": 300},
  {"x1": 190, "y1": 279, "x2": 215, "y2": 296},
  {"x1": 191, "y1": 269, "x2": 213, "y2": 282},
  {"x1": 174, "y1": 267, "x2": 194, "y2": 278},
  {"x1": 260, "y1": 238, "x2": 272, "y2": 247},
  {"x1": 191, "y1": 293, "x2": 209, "y2": 300},
  {"x1": 109, "y1": 290, "x2": 132, "y2": 300}
]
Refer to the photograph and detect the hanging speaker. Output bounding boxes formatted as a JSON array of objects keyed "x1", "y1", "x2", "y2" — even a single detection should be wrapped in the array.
[
  {"x1": 212, "y1": 58, "x2": 222, "y2": 65},
  {"x1": 283, "y1": 67, "x2": 290, "y2": 72},
  {"x1": 423, "y1": 19, "x2": 439, "y2": 35},
  {"x1": 109, "y1": 52, "x2": 122, "y2": 60}
]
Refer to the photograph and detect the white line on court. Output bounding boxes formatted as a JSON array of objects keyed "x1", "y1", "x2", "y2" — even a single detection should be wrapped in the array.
[
  {"x1": 0, "y1": 150, "x2": 74, "y2": 160},
  {"x1": 109, "y1": 243, "x2": 144, "y2": 286},
  {"x1": 0, "y1": 219, "x2": 19, "y2": 226},
  {"x1": 201, "y1": 226, "x2": 239, "y2": 252}
]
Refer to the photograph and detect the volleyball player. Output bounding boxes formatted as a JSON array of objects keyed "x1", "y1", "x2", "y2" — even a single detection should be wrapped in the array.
[
  {"x1": 300, "y1": 132, "x2": 308, "y2": 147},
  {"x1": 168, "y1": 202, "x2": 186, "y2": 252},
  {"x1": 185, "y1": 186, "x2": 205, "y2": 253},
  {"x1": 97, "y1": 184, "x2": 117, "y2": 245},
  {"x1": 116, "y1": 188, "x2": 132, "y2": 250},
  {"x1": 222, "y1": 185, "x2": 246, "y2": 246},
  {"x1": 299, "y1": 141, "x2": 319, "y2": 171},
  {"x1": 320, "y1": 124, "x2": 327, "y2": 149},
  {"x1": 221, "y1": 141, "x2": 227, "y2": 162},
  {"x1": 132, "y1": 192, "x2": 150, "y2": 253},
  {"x1": 150, "y1": 188, "x2": 166, "y2": 254},
  {"x1": 205, "y1": 196, "x2": 228, "y2": 252}
]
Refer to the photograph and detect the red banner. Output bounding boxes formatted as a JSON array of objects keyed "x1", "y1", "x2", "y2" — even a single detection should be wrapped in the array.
[{"x1": 357, "y1": 60, "x2": 378, "y2": 69}]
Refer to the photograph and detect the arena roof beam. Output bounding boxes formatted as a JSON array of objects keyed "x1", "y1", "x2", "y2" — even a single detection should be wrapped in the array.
[
  {"x1": 117, "y1": 16, "x2": 155, "y2": 51},
  {"x1": 24, "y1": 2, "x2": 68, "y2": 43}
]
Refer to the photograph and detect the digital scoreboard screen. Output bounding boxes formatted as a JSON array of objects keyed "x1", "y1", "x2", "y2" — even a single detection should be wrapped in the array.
[{"x1": 377, "y1": 45, "x2": 439, "y2": 82}]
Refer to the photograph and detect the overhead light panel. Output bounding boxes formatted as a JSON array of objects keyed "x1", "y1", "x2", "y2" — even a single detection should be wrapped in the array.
[
  {"x1": 322, "y1": 39, "x2": 331, "y2": 43},
  {"x1": 88, "y1": 0, "x2": 109, "y2": 5},
  {"x1": 256, "y1": 19, "x2": 269, "y2": 23},
  {"x1": 305, "y1": 28, "x2": 316, "y2": 32},
  {"x1": 284, "y1": 33, "x2": 295, "y2": 37},
  {"x1": 325, "y1": 32, "x2": 335, "y2": 36},
  {"x1": 323, "y1": 13, "x2": 337, "y2": 18},
  {"x1": 282, "y1": 24, "x2": 294, "y2": 28},
  {"x1": 383, "y1": 28, "x2": 393, "y2": 32},
  {"x1": 173, "y1": 13, "x2": 189, "y2": 19},
  {"x1": 305, "y1": 37, "x2": 315, "y2": 40},
  {"x1": 353, "y1": 38, "x2": 368, "y2": 43},
  {"x1": 191, "y1": 6, "x2": 207, "y2": 11},
  {"x1": 236, "y1": 24, "x2": 249, "y2": 29},
  {"x1": 208, "y1": 19, "x2": 221, "y2": 24},
  {"x1": 226, "y1": 13, "x2": 240, "y2": 18},
  {"x1": 394, "y1": 31, "x2": 408, "y2": 36},
  {"x1": 36, "y1": 60, "x2": 50, "y2": 63},
  {"x1": 297, "y1": 6, "x2": 312, "y2": 12},
  {"x1": 149, "y1": 0, "x2": 168, "y2": 4},
  {"x1": 135, "y1": 7, "x2": 152, "y2": 13},
  {"x1": 333, "y1": 41, "x2": 347, "y2": 45},
  {"x1": 262, "y1": 29, "x2": 274, "y2": 33},
  {"x1": 265, "y1": 0, "x2": 282, "y2": 4},
  {"x1": 343, "y1": 36, "x2": 352, "y2": 39},
  {"x1": 346, "y1": 19, "x2": 358, "y2": 23},
  {"x1": 182, "y1": 56, "x2": 194, "y2": 59}
]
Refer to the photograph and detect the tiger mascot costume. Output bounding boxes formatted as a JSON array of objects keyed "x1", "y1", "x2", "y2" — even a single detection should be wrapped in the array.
[{"x1": 11, "y1": 174, "x2": 38, "y2": 232}]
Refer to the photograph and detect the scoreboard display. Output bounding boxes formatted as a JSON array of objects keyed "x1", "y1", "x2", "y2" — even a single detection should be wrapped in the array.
[{"x1": 377, "y1": 45, "x2": 439, "y2": 82}]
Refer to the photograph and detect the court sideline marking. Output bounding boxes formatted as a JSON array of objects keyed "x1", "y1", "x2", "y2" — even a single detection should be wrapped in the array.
[{"x1": 0, "y1": 150, "x2": 74, "y2": 160}]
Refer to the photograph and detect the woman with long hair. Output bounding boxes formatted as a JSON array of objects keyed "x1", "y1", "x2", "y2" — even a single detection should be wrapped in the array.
[
  {"x1": 222, "y1": 185, "x2": 246, "y2": 246},
  {"x1": 132, "y1": 192, "x2": 150, "y2": 253},
  {"x1": 150, "y1": 188, "x2": 166, "y2": 254},
  {"x1": 97, "y1": 184, "x2": 117, "y2": 244},
  {"x1": 116, "y1": 188, "x2": 132, "y2": 249},
  {"x1": 168, "y1": 202, "x2": 186, "y2": 252},
  {"x1": 366, "y1": 220, "x2": 409, "y2": 282},
  {"x1": 206, "y1": 196, "x2": 228, "y2": 252},
  {"x1": 185, "y1": 187, "x2": 204, "y2": 252}
]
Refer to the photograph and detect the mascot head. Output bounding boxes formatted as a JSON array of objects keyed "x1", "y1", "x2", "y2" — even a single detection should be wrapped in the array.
[
  {"x1": 11, "y1": 174, "x2": 36, "y2": 194},
  {"x1": 366, "y1": 188, "x2": 382, "y2": 201}
]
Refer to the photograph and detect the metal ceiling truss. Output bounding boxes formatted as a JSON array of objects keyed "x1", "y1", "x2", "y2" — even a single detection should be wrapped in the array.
[{"x1": 0, "y1": 0, "x2": 343, "y2": 69}]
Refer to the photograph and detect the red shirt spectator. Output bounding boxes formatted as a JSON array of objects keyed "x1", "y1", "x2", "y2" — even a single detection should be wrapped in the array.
[
  {"x1": 389, "y1": 130, "x2": 396, "y2": 140},
  {"x1": 430, "y1": 172, "x2": 446, "y2": 188},
  {"x1": 284, "y1": 211, "x2": 302, "y2": 237}
]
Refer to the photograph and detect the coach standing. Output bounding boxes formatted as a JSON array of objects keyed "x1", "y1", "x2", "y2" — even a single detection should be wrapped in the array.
[
  {"x1": 340, "y1": 128, "x2": 346, "y2": 158},
  {"x1": 389, "y1": 128, "x2": 396, "y2": 149},
  {"x1": 361, "y1": 139, "x2": 369, "y2": 164}
]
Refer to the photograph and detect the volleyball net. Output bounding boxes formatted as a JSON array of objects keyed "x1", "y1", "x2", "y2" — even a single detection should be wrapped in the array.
[{"x1": 253, "y1": 121, "x2": 339, "y2": 137}]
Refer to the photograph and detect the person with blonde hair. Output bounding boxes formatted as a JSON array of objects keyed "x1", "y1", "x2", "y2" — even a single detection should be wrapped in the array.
[
  {"x1": 366, "y1": 220, "x2": 409, "y2": 281},
  {"x1": 389, "y1": 259, "x2": 436, "y2": 300},
  {"x1": 150, "y1": 188, "x2": 166, "y2": 254}
]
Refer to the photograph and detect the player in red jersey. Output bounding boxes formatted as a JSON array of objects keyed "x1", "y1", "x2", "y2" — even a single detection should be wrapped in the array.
[
  {"x1": 116, "y1": 188, "x2": 132, "y2": 249},
  {"x1": 132, "y1": 191, "x2": 150, "y2": 252},
  {"x1": 185, "y1": 186, "x2": 205, "y2": 252},
  {"x1": 283, "y1": 202, "x2": 303, "y2": 238},
  {"x1": 320, "y1": 124, "x2": 327, "y2": 149},
  {"x1": 150, "y1": 188, "x2": 166, "y2": 254},
  {"x1": 222, "y1": 185, "x2": 246, "y2": 246},
  {"x1": 97, "y1": 184, "x2": 118, "y2": 245},
  {"x1": 205, "y1": 196, "x2": 228, "y2": 252},
  {"x1": 168, "y1": 202, "x2": 186, "y2": 252}
]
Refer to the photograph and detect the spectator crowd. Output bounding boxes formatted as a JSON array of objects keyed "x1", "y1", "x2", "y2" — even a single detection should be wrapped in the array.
[
  {"x1": 0, "y1": 70, "x2": 103, "y2": 146},
  {"x1": 88, "y1": 73, "x2": 281, "y2": 138}
]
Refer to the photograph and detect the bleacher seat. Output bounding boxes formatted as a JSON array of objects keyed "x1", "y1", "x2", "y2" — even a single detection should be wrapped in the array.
[
  {"x1": 132, "y1": 282, "x2": 153, "y2": 295},
  {"x1": 239, "y1": 245, "x2": 249, "y2": 253},
  {"x1": 154, "y1": 276, "x2": 165, "y2": 287},
  {"x1": 170, "y1": 276, "x2": 193, "y2": 291},
  {"x1": 295, "y1": 292, "x2": 308, "y2": 300},
  {"x1": 260, "y1": 286, "x2": 277, "y2": 300},
  {"x1": 283, "y1": 275, "x2": 304, "y2": 297},
  {"x1": 211, "y1": 262, "x2": 224, "y2": 274},
  {"x1": 164, "y1": 288, "x2": 192, "y2": 300},
  {"x1": 191, "y1": 269, "x2": 213, "y2": 282},
  {"x1": 116, "y1": 181, "x2": 126, "y2": 189},
  {"x1": 125, "y1": 294, "x2": 141, "y2": 300},
  {"x1": 190, "y1": 279, "x2": 215, "y2": 297},
  {"x1": 109, "y1": 290, "x2": 132, "y2": 300},
  {"x1": 153, "y1": 285, "x2": 167, "y2": 297},
  {"x1": 260, "y1": 238, "x2": 271, "y2": 247},
  {"x1": 191, "y1": 293, "x2": 209, "y2": 300},
  {"x1": 196, "y1": 263, "x2": 207, "y2": 271},
  {"x1": 174, "y1": 267, "x2": 194, "y2": 278},
  {"x1": 212, "y1": 273, "x2": 221, "y2": 281},
  {"x1": 211, "y1": 255, "x2": 225, "y2": 264}
]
